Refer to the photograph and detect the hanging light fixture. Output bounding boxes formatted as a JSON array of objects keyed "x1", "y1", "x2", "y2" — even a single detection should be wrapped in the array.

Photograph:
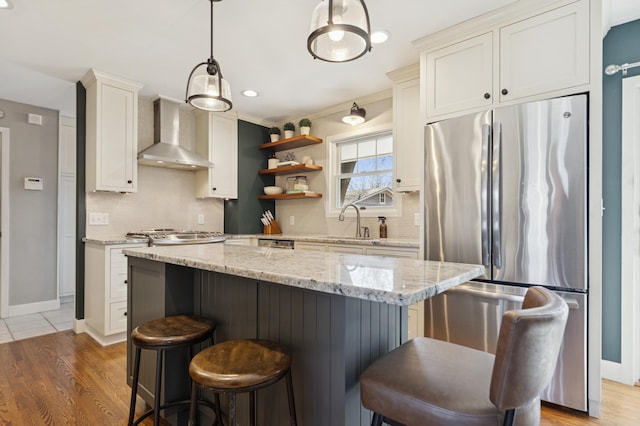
[
  {"x1": 185, "y1": 0, "x2": 232, "y2": 112},
  {"x1": 307, "y1": 0, "x2": 372, "y2": 63},
  {"x1": 342, "y1": 102, "x2": 366, "y2": 125}
]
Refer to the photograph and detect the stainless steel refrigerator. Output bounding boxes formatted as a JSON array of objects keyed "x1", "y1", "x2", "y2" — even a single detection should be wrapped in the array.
[{"x1": 423, "y1": 94, "x2": 588, "y2": 412}]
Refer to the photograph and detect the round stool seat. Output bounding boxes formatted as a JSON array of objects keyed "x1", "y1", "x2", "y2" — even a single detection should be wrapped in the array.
[
  {"x1": 190, "y1": 339, "x2": 291, "y2": 390},
  {"x1": 131, "y1": 315, "x2": 216, "y2": 349}
]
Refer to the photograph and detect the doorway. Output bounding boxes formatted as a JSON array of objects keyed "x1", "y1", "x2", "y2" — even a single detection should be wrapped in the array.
[
  {"x1": 0, "y1": 127, "x2": 9, "y2": 318},
  {"x1": 621, "y1": 74, "x2": 640, "y2": 385}
]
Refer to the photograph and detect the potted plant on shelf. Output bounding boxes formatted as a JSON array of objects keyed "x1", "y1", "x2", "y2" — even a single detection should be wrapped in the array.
[
  {"x1": 299, "y1": 118, "x2": 312, "y2": 136},
  {"x1": 283, "y1": 122, "x2": 295, "y2": 139},
  {"x1": 269, "y1": 126, "x2": 281, "y2": 142}
]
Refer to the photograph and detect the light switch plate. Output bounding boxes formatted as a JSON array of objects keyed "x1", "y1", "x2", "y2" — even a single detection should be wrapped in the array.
[
  {"x1": 414, "y1": 212, "x2": 420, "y2": 226},
  {"x1": 198, "y1": 214, "x2": 205, "y2": 225},
  {"x1": 89, "y1": 212, "x2": 109, "y2": 225}
]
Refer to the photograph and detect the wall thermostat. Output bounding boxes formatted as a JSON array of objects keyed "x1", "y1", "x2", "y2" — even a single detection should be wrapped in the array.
[{"x1": 24, "y1": 177, "x2": 44, "y2": 190}]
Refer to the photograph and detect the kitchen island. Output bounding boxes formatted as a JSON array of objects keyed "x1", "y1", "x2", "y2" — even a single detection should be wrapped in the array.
[{"x1": 124, "y1": 243, "x2": 483, "y2": 425}]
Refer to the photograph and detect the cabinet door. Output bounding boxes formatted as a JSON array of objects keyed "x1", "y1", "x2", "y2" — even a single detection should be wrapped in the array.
[
  {"x1": 97, "y1": 83, "x2": 137, "y2": 191},
  {"x1": 393, "y1": 79, "x2": 422, "y2": 192},
  {"x1": 499, "y1": 1, "x2": 589, "y2": 102},
  {"x1": 196, "y1": 113, "x2": 238, "y2": 198},
  {"x1": 425, "y1": 32, "x2": 493, "y2": 118}
]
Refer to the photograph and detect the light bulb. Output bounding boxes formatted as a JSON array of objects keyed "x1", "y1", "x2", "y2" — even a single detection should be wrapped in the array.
[{"x1": 329, "y1": 29, "x2": 345, "y2": 42}]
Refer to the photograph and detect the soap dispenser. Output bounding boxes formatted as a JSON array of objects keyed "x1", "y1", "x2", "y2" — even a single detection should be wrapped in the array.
[{"x1": 378, "y1": 216, "x2": 387, "y2": 238}]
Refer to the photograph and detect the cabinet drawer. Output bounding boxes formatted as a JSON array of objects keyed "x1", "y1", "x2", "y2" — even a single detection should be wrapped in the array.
[
  {"x1": 110, "y1": 267, "x2": 128, "y2": 299},
  {"x1": 109, "y1": 301, "x2": 128, "y2": 332}
]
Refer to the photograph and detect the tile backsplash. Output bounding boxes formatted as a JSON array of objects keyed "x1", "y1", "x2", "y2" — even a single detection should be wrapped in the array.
[{"x1": 86, "y1": 165, "x2": 224, "y2": 237}]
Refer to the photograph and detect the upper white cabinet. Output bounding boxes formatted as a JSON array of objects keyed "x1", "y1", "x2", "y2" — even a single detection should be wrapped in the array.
[
  {"x1": 425, "y1": 32, "x2": 494, "y2": 118},
  {"x1": 498, "y1": 1, "x2": 589, "y2": 102},
  {"x1": 82, "y1": 69, "x2": 142, "y2": 192},
  {"x1": 388, "y1": 65, "x2": 423, "y2": 192},
  {"x1": 195, "y1": 111, "x2": 238, "y2": 199},
  {"x1": 422, "y1": 0, "x2": 589, "y2": 120}
]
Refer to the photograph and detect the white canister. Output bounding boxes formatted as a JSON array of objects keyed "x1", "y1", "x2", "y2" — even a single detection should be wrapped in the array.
[{"x1": 268, "y1": 158, "x2": 279, "y2": 169}]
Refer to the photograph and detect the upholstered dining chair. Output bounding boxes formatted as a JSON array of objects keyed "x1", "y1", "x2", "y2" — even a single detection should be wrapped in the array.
[{"x1": 360, "y1": 286, "x2": 568, "y2": 426}]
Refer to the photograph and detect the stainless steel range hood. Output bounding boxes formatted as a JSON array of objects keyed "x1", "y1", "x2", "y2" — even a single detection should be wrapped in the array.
[{"x1": 137, "y1": 96, "x2": 214, "y2": 170}]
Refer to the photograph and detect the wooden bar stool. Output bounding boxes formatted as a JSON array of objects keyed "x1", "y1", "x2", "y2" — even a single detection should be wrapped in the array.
[
  {"x1": 188, "y1": 339, "x2": 297, "y2": 426},
  {"x1": 128, "y1": 315, "x2": 217, "y2": 426}
]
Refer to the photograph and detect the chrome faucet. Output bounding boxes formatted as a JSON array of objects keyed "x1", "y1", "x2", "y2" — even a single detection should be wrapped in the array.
[{"x1": 338, "y1": 203, "x2": 362, "y2": 238}]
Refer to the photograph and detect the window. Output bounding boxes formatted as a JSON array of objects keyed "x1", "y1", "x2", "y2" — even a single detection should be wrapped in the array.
[{"x1": 327, "y1": 125, "x2": 398, "y2": 217}]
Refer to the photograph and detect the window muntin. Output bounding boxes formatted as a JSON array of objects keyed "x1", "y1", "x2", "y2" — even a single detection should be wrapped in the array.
[{"x1": 335, "y1": 131, "x2": 394, "y2": 209}]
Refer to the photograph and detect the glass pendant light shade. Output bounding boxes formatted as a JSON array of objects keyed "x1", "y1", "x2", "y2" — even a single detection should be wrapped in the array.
[
  {"x1": 187, "y1": 67, "x2": 232, "y2": 112},
  {"x1": 185, "y1": 0, "x2": 232, "y2": 112},
  {"x1": 308, "y1": 0, "x2": 372, "y2": 62}
]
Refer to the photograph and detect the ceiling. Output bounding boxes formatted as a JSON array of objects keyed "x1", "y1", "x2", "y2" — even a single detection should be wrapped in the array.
[{"x1": 0, "y1": 0, "x2": 638, "y2": 122}]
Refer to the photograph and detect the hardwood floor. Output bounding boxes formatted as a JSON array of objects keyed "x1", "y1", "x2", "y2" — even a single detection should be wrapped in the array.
[{"x1": 0, "y1": 330, "x2": 638, "y2": 425}]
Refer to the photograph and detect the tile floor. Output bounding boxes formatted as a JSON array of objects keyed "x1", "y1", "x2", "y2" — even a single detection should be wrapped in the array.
[{"x1": 0, "y1": 296, "x2": 74, "y2": 343}]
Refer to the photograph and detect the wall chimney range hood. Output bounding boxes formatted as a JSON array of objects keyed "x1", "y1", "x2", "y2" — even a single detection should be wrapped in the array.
[{"x1": 137, "y1": 96, "x2": 214, "y2": 170}]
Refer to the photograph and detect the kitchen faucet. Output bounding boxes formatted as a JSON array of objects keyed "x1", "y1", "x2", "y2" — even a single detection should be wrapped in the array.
[{"x1": 338, "y1": 203, "x2": 362, "y2": 238}]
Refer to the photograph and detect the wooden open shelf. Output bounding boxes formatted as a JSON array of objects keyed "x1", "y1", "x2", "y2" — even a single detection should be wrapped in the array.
[
  {"x1": 258, "y1": 192, "x2": 323, "y2": 200},
  {"x1": 258, "y1": 164, "x2": 323, "y2": 176},
  {"x1": 258, "y1": 135, "x2": 323, "y2": 152}
]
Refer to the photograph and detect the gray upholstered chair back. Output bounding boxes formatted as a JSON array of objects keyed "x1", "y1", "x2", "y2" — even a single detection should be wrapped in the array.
[{"x1": 489, "y1": 286, "x2": 568, "y2": 412}]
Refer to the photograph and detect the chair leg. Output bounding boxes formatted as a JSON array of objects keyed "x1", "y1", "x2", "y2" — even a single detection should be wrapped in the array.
[
  {"x1": 153, "y1": 349, "x2": 164, "y2": 426},
  {"x1": 214, "y1": 393, "x2": 224, "y2": 426},
  {"x1": 371, "y1": 412, "x2": 384, "y2": 426},
  {"x1": 503, "y1": 409, "x2": 516, "y2": 426},
  {"x1": 285, "y1": 370, "x2": 297, "y2": 426},
  {"x1": 230, "y1": 393, "x2": 237, "y2": 426},
  {"x1": 128, "y1": 347, "x2": 142, "y2": 426}
]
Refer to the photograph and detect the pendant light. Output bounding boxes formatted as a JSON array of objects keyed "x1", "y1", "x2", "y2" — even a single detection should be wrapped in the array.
[
  {"x1": 342, "y1": 102, "x2": 366, "y2": 125},
  {"x1": 185, "y1": 0, "x2": 232, "y2": 112},
  {"x1": 308, "y1": 0, "x2": 372, "y2": 63}
]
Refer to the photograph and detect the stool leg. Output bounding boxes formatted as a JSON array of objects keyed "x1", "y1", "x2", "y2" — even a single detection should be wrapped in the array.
[
  {"x1": 249, "y1": 391, "x2": 256, "y2": 426},
  {"x1": 128, "y1": 347, "x2": 142, "y2": 426},
  {"x1": 230, "y1": 393, "x2": 237, "y2": 426},
  {"x1": 214, "y1": 393, "x2": 224, "y2": 426},
  {"x1": 153, "y1": 349, "x2": 164, "y2": 426},
  {"x1": 188, "y1": 381, "x2": 198, "y2": 426},
  {"x1": 285, "y1": 370, "x2": 297, "y2": 426}
]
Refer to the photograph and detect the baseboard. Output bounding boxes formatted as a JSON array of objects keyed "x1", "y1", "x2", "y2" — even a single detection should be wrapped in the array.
[
  {"x1": 601, "y1": 359, "x2": 624, "y2": 382},
  {"x1": 5, "y1": 298, "x2": 60, "y2": 317},
  {"x1": 84, "y1": 324, "x2": 126, "y2": 346},
  {"x1": 73, "y1": 318, "x2": 86, "y2": 334}
]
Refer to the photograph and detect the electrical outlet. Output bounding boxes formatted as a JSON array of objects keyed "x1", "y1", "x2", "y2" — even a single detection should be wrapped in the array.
[
  {"x1": 289, "y1": 215, "x2": 295, "y2": 225},
  {"x1": 89, "y1": 212, "x2": 109, "y2": 225},
  {"x1": 414, "y1": 212, "x2": 420, "y2": 226},
  {"x1": 198, "y1": 213, "x2": 205, "y2": 225}
]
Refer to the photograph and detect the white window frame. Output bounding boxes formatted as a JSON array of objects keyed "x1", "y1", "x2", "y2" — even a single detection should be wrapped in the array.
[{"x1": 325, "y1": 123, "x2": 402, "y2": 218}]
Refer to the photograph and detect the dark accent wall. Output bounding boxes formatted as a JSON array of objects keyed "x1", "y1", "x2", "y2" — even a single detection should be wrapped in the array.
[
  {"x1": 602, "y1": 19, "x2": 640, "y2": 362},
  {"x1": 224, "y1": 120, "x2": 275, "y2": 234},
  {"x1": 75, "y1": 82, "x2": 86, "y2": 320}
]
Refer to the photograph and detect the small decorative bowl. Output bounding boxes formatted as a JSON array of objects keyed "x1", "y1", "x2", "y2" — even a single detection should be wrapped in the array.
[{"x1": 264, "y1": 186, "x2": 284, "y2": 195}]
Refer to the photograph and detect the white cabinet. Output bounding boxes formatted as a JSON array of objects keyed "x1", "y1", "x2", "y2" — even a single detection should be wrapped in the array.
[
  {"x1": 85, "y1": 242, "x2": 146, "y2": 345},
  {"x1": 425, "y1": 32, "x2": 494, "y2": 118},
  {"x1": 81, "y1": 69, "x2": 142, "y2": 192},
  {"x1": 195, "y1": 112, "x2": 238, "y2": 199},
  {"x1": 423, "y1": 1, "x2": 589, "y2": 119},
  {"x1": 498, "y1": 1, "x2": 589, "y2": 102},
  {"x1": 295, "y1": 242, "x2": 327, "y2": 252},
  {"x1": 390, "y1": 72, "x2": 422, "y2": 192}
]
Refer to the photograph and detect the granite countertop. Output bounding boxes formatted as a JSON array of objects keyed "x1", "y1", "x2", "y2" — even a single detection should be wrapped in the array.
[
  {"x1": 123, "y1": 244, "x2": 483, "y2": 306},
  {"x1": 84, "y1": 236, "x2": 149, "y2": 245},
  {"x1": 255, "y1": 234, "x2": 419, "y2": 248}
]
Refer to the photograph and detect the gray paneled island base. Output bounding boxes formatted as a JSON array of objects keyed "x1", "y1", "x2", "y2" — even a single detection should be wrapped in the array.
[{"x1": 123, "y1": 244, "x2": 483, "y2": 425}]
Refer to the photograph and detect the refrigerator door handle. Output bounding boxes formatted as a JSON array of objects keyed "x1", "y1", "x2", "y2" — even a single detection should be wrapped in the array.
[
  {"x1": 447, "y1": 286, "x2": 524, "y2": 303},
  {"x1": 481, "y1": 124, "x2": 491, "y2": 267},
  {"x1": 492, "y1": 121, "x2": 502, "y2": 269}
]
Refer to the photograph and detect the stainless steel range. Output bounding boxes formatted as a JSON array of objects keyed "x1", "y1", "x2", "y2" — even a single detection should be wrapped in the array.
[{"x1": 126, "y1": 229, "x2": 226, "y2": 246}]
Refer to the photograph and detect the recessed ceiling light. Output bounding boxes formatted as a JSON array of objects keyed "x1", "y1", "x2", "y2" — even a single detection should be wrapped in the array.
[
  {"x1": 242, "y1": 89, "x2": 259, "y2": 97},
  {"x1": 0, "y1": 0, "x2": 13, "y2": 9},
  {"x1": 371, "y1": 30, "x2": 391, "y2": 44}
]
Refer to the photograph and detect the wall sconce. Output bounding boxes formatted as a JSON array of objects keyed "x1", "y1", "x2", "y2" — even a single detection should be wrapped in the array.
[{"x1": 342, "y1": 102, "x2": 366, "y2": 125}]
